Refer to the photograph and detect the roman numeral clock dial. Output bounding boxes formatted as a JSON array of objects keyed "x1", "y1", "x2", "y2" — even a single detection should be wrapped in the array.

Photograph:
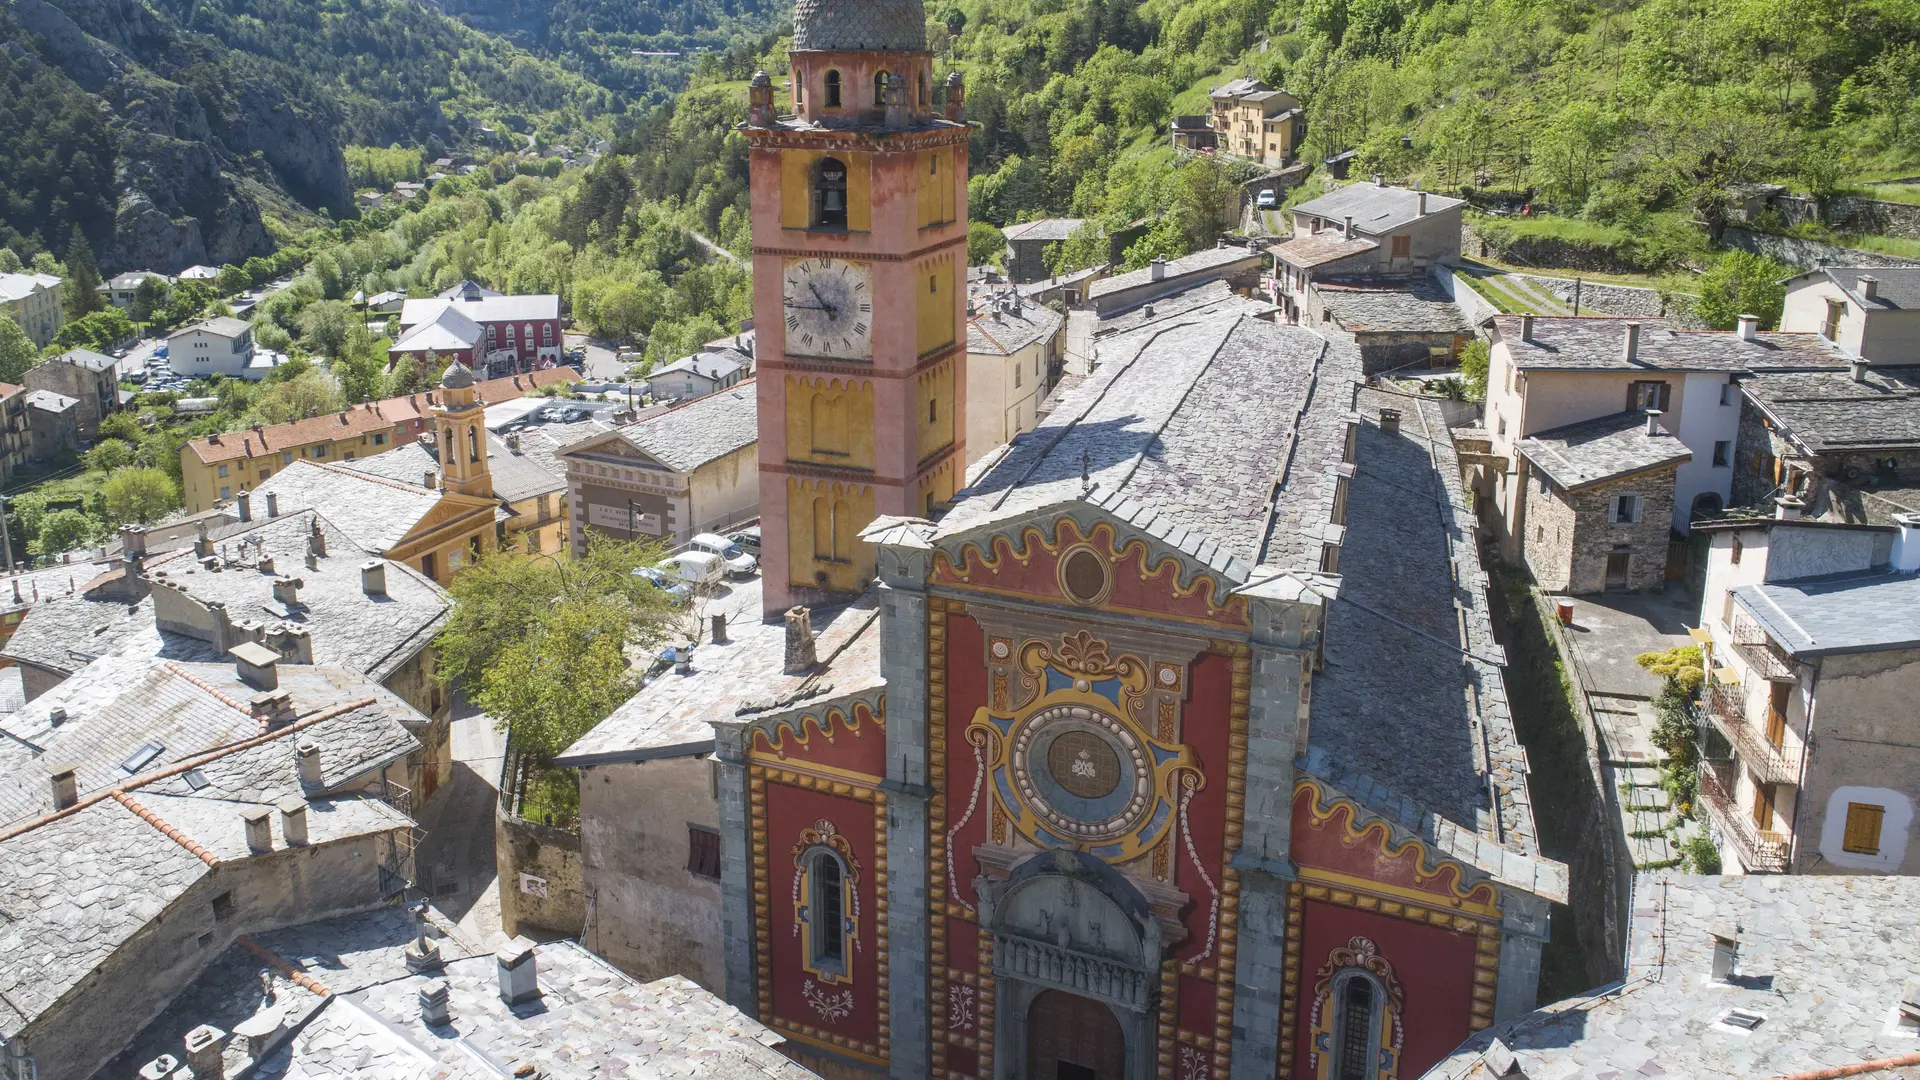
[{"x1": 782, "y1": 258, "x2": 873, "y2": 360}]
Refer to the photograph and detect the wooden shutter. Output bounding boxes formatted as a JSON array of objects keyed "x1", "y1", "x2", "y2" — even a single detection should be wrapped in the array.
[
  {"x1": 1767, "y1": 683, "x2": 1789, "y2": 747},
  {"x1": 1751, "y1": 783, "x2": 1773, "y2": 831},
  {"x1": 1842, "y1": 803, "x2": 1884, "y2": 855},
  {"x1": 687, "y1": 825, "x2": 722, "y2": 879}
]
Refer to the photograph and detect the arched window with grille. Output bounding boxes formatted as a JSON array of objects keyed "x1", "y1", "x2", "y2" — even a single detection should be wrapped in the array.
[
  {"x1": 1331, "y1": 971, "x2": 1386, "y2": 1080},
  {"x1": 823, "y1": 70, "x2": 842, "y2": 108},
  {"x1": 813, "y1": 158, "x2": 848, "y2": 229},
  {"x1": 808, "y1": 850, "x2": 847, "y2": 972}
]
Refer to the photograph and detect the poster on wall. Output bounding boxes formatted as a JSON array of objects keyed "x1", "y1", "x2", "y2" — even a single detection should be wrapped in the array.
[
  {"x1": 519, "y1": 873, "x2": 549, "y2": 898},
  {"x1": 588, "y1": 503, "x2": 663, "y2": 535}
]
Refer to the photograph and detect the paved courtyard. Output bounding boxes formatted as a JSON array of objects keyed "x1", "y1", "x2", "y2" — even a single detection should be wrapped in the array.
[{"x1": 410, "y1": 693, "x2": 507, "y2": 949}]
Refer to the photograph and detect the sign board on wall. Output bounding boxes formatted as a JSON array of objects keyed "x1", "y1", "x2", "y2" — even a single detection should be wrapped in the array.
[
  {"x1": 587, "y1": 503, "x2": 663, "y2": 535},
  {"x1": 519, "y1": 872, "x2": 549, "y2": 898}
]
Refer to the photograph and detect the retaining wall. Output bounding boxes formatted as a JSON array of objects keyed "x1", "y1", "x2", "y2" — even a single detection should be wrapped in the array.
[{"x1": 1721, "y1": 227, "x2": 1920, "y2": 271}]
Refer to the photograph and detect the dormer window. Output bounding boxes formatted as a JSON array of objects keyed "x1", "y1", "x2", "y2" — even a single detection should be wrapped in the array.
[
  {"x1": 824, "y1": 70, "x2": 842, "y2": 108},
  {"x1": 814, "y1": 158, "x2": 848, "y2": 229}
]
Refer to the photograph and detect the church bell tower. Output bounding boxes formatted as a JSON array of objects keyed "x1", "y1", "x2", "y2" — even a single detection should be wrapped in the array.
[
  {"x1": 744, "y1": 0, "x2": 971, "y2": 616},
  {"x1": 430, "y1": 361, "x2": 493, "y2": 500}
]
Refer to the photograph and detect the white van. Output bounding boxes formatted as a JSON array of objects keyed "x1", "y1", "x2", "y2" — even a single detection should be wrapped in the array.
[
  {"x1": 656, "y1": 551, "x2": 726, "y2": 591},
  {"x1": 689, "y1": 532, "x2": 758, "y2": 577}
]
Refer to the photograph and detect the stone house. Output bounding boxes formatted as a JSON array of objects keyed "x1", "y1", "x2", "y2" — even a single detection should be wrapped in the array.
[
  {"x1": 1270, "y1": 182, "x2": 1466, "y2": 322},
  {"x1": 964, "y1": 287, "x2": 1064, "y2": 463},
  {"x1": 1514, "y1": 410, "x2": 1690, "y2": 593},
  {"x1": 1168, "y1": 114, "x2": 1216, "y2": 152},
  {"x1": 1778, "y1": 266, "x2": 1920, "y2": 364},
  {"x1": 0, "y1": 653, "x2": 422, "y2": 1080},
  {"x1": 168, "y1": 317, "x2": 256, "y2": 379},
  {"x1": 24, "y1": 348, "x2": 121, "y2": 439},
  {"x1": 24, "y1": 389, "x2": 79, "y2": 462},
  {"x1": 1732, "y1": 361, "x2": 1920, "y2": 526},
  {"x1": 1000, "y1": 218, "x2": 1084, "y2": 283},
  {"x1": 1477, "y1": 315, "x2": 1851, "y2": 562},
  {"x1": 557, "y1": 382, "x2": 758, "y2": 554},
  {"x1": 0, "y1": 270, "x2": 63, "y2": 346},
  {"x1": 1294, "y1": 277, "x2": 1472, "y2": 375},
  {"x1": 0, "y1": 382, "x2": 30, "y2": 486},
  {"x1": 1694, "y1": 514, "x2": 1920, "y2": 876}
]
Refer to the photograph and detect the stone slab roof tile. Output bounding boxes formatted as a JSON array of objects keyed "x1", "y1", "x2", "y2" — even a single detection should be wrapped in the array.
[
  {"x1": 251, "y1": 462, "x2": 445, "y2": 553},
  {"x1": 1003, "y1": 218, "x2": 1085, "y2": 243},
  {"x1": 1494, "y1": 316, "x2": 1851, "y2": 372},
  {"x1": 1289, "y1": 182, "x2": 1467, "y2": 235},
  {"x1": 968, "y1": 295, "x2": 1064, "y2": 356},
  {"x1": 1268, "y1": 233, "x2": 1380, "y2": 270},
  {"x1": 1811, "y1": 265, "x2": 1920, "y2": 310},
  {"x1": 1088, "y1": 246, "x2": 1262, "y2": 300},
  {"x1": 602, "y1": 382, "x2": 758, "y2": 473},
  {"x1": 1740, "y1": 365, "x2": 1920, "y2": 453},
  {"x1": 1313, "y1": 277, "x2": 1472, "y2": 334},
  {"x1": 1515, "y1": 410, "x2": 1692, "y2": 490},
  {"x1": 792, "y1": 0, "x2": 927, "y2": 51}
]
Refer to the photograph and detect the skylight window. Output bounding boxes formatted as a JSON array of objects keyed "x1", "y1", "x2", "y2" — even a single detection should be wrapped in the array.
[
  {"x1": 120, "y1": 741, "x2": 164, "y2": 774},
  {"x1": 1722, "y1": 1010, "x2": 1765, "y2": 1031},
  {"x1": 182, "y1": 769, "x2": 210, "y2": 791}
]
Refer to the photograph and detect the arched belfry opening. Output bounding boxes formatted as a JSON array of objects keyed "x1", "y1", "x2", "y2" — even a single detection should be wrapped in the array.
[{"x1": 813, "y1": 157, "x2": 848, "y2": 228}]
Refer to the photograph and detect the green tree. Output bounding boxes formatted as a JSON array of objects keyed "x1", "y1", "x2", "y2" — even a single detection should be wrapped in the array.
[
  {"x1": 129, "y1": 277, "x2": 171, "y2": 325},
  {"x1": 0, "y1": 249, "x2": 21, "y2": 273},
  {"x1": 1457, "y1": 338, "x2": 1490, "y2": 400},
  {"x1": 297, "y1": 300, "x2": 355, "y2": 358},
  {"x1": 0, "y1": 314, "x2": 34, "y2": 383},
  {"x1": 215, "y1": 265, "x2": 252, "y2": 297},
  {"x1": 247, "y1": 368, "x2": 346, "y2": 425},
  {"x1": 52, "y1": 308, "x2": 134, "y2": 352},
  {"x1": 968, "y1": 221, "x2": 1008, "y2": 267},
  {"x1": 642, "y1": 313, "x2": 726, "y2": 367},
  {"x1": 1692, "y1": 251, "x2": 1789, "y2": 330},
  {"x1": 83, "y1": 439, "x2": 133, "y2": 473},
  {"x1": 30, "y1": 509, "x2": 97, "y2": 556},
  {"x1": 101, "y1": 466, "x2": 179, "y2": 526},
  {"x1": 61, "y1": 226, "x2": 104, "y2": 318}
]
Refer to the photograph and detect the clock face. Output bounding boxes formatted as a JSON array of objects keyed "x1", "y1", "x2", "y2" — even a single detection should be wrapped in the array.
[{"x1": 783, "y1": 257, "x2": 872, "y2": 360}]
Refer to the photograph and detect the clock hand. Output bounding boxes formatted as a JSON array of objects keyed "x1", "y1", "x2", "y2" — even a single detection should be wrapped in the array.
[{"x1": 808, "y1": 281, "x2": 838, "y2": 319}]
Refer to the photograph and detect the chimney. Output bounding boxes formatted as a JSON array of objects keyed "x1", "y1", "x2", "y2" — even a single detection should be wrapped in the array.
[
  {"x1": 1859, "y1": 274, "x2": 1879, "y2": 301},
  {"x1": 195, "y1": 520, "x2": 212, "y2": 558},
  {"x1": 420, "y1": 979, "x2": 453, "y2": 1026},
  {"x1": 1775, "y1": 494, "x2": 1806, "y2": 521},
  {"x1": 49, "y1": 706, "x2": 68, "y2": 727},
  {"x1": 1645, "y1": 408, "x2": 1664, "y2": 436},
  {"x1": 231, "y1": 641, "x2": 281, "y2": 690},
  {"x1": 1417, "y1": 191, "x2": 1428, "y2": 216},
  {"x1": 505, "y1": 433, "x2": 522, "y2": 452},
  {"x1": 424, "y1": 471, "x2": 438, "y2": 490},
  {"x1": 182, "y1": 1025, "x2": 228, "y2": 1080},
  {"x1": 237, "y1": 490, "x2": 251, "y2": 522},
  {"x1": 1379, "y1": 407, "x2": 1401, "y2": 434},
  {"x1": 1520, "y1": 313, "x2": 1534, "y2": 342},
  {"x1": 295, "y1": 740, "x2": 323, "y2": 787},
  {"x1": 1343, "y1": 215, "x2": 1354, "y2": 239},
  {"x1": 271, "y1": 576, "x2": 302, "y2": 608},
  {"x1": 139, "y1": 1056, "x2": 181, "y2": 1080},
  {"x1": 242, "y1": 805, "x2": 273, "y2": 853},
  {"x1": 50, "y1": 768, "x2": 78, "y2": 810},
  {"x1": 307, "y1": 520, "x2": 326, "y2": 558},
  {"x1": 266, "y1": 492, "x2": 280, "y2": 517},
  {"x1": 711, "y1": 613, "x2": 727, "y2": 643},
  {"x1": 784, "y1": 606, "x2": 817, "y2": 673},
  {"x1": 276, "y1": 795, "x2": 308, "y2": 846},
  {"x1": 497, "y1": 937, "x2": 541, "y2": 1005},
  {"x1": 1709, "y1": 923, "x2": 1740, "y2": 983},
  {"x1": 1892, "y1": 512, "x2": 1920, "y2": 573},
  {"x1": 1852, "y1": 358, "x2": 1871, "y2": 383},
  {"x1": 362, "y1": 561, "x2": 387, "y2": 596},
  {"x1": 1149, "y1": 257, "x2": 1167, "y2": 281},
  {"x1": 121, "y1": 524, "x2": 149, "y2": 560},
  {"x1": 1372, "y1": 173, "x2": 1385, "y2": 186},
  {"x1": 1143, "y1": 303, "x2": 1155, "y2": 318},
  {"x1": 251, "y1": 691, "x2": 294, "y2": 728},
  {"x1": 1622, "y1": 321, "x2": 1642, "y2": 363}
]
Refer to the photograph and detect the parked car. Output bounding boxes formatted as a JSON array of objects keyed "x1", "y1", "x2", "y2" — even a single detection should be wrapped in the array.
[
  {"x1": 631, "y1": 566, "x2": 692, "y2": 603},
  {"x1": 656, "y1": 551, "x2": 726, "y2": 591},
  {"x1": 1256, "y1": 189, "x2": 1278, "y2": 209},
  {"x1": 689, "y1": 532, "x2": 757, "y2": 577},
  {"x1": 728, "y1": 526, "x2": 761, "y2": 558}
]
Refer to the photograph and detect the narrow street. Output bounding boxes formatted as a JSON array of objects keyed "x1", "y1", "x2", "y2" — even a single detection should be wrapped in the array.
[{"x1": 409, "y1": 693, "x2": 507, "y2": 949}]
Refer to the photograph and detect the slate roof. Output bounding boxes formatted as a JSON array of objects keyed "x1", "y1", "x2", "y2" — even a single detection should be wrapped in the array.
[
  {"x1": 1268, "y1": 233, "x2": 1379, "y2": 269},
  {"x1": 1003, "y1": 218, "x2": 1084, "y2": 243},
  {"x1": 1089, "y1": 280, "x2": 1266, "y2": 340},
  {"x1": 1312, "y1": 277, "x2": 1471, "y2": 334},
  {"x1": 26, "y1": 389, "x2": 78, "y2": 413},
  {"x1": 1515, "y1": 410, "x2": 1692, "y2": 491},
  {"x1": 252, "y1": 462, "x2": 450, "y2": 553},
  {"x1": 1289, "y1": 182, "x2": 1467, "y2": 235},
  {"x1": 1739, "y1": 365, "x2": 1920, "y2": 453},
  {"x1": 1492, "y1": 316, "x2": 1852, "y2": 372},
  {"x1": 1209, "y1": 77, "x2": 1265, "y2": 98},
  {"x1": 1732, "y1": 569, "x2": 1920, "y2": 657},
  {"x1": 1088, "y1": 246, "x2": 1262, "y2": 301},
  {"x1": 937, "y1": 307, "x2": 1357, "y2": 580},
  {"x1": 791, "y1": 0, "x2": 927, "y2": 52},
  {"x1": 649, "y1": 349, "x2": 750, "y2": 384},
  {"x1": 173, "y1": 316, "x2": 253, "y2": 341},
  {"x1": 1427, "y1": 874, "x2": 1920, "y2": 1080},
  {"x1": 576, "y1": 381, "x2": 758, "y2": 473},
  {"x1": 1790, "y1": 265, "x2": 1920, "y2": 310},
  {"x1": 390, "y1": 305, "x2": 482, "y2": 353},
  {"x1": 967, "y1": 293, "x2": 1064, "y2": 355},
  {"x1": 344, "y1": 433, "x2": 560, "y2": 506},
  {"x1": 49, "y1": 348, "x2": 118, "y2": 372},
  {"x1": 557, "y1": 577, "x2": 882, "y2": 765},
  {"x1": 399, "y1": 293, "x2": 559, "y2": 329},
  {"x1": 0, "y1": 272, "x2": 60, "y2": 302},
  {"x1": 1305, "y1": 393, "x2": 1559, "y2": 889},
  {"x1": 109, "y1": 905, "x2": 815, "y2": 1080}
]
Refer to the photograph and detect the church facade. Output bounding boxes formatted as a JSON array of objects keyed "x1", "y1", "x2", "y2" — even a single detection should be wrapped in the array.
[{"x1": 696, "y1": 5, "x2": 1572, "y2": 1080}]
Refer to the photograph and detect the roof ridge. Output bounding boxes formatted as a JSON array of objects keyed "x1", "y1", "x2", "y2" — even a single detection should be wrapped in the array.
[
  {"x1": 164, "y1": 661, "x2": 263, "y2": 722},
  {"x1": 237, "y1": 933, "x2": 334, "y2": 997},
  {"x1": 114, "y1": 790, "x2": 221, "y2": 866},
  {"x1": 309, "y1": 459, "x2": 440, "y2": 496},
  {"x1": 624, "y1": 377, "x2": 758, "y2": 430},
  {"x1": 0, "y1": 696, "x2": 378, "y2": 843}
]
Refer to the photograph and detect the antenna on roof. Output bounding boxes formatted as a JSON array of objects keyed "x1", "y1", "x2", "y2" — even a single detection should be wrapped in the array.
[{"x1": 1080, "y1": 449, "x2": 1091, "y2": 492}]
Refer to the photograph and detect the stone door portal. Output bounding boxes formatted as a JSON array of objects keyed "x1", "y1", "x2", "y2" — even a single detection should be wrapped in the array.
[
  {"x1": 1604, "y1": 549, "x2": 1630, "y2": 591},
  {"x1": 1025, "y1": 989, "x2": 1126, "y2": 1080}
]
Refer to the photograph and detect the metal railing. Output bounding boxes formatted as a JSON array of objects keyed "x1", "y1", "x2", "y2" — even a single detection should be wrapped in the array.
[
  {"x1": 1697, "y1": 760, "x2": 1791, "y2": 873},
  {"x1": 1702, "y1": 681, "x2": 1803, "y2": 786},
  {"x1": 1728, "y1": 612, "x2": 1796, "y2": 681}
]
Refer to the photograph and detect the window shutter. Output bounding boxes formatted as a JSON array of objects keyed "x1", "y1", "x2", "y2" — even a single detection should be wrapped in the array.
[{"x1": 1842, "y1": 803, "x2": 1884, "y2": 855}]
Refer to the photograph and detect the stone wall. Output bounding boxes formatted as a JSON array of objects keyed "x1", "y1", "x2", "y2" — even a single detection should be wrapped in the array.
[
  {"x1": 495, "y1": 807, "x2": 585, "y2": 939},
  {"x1": 1765, "y1": 193, "x2": 1920, "y2": 240},
  {"x1": 1509, "y1": 274, "x2": 1710, "y2": 330},
  {"x1": 1521, "y1": 470, "x2": 1579, "y2": 593},
  {"x1": 1524, "y1": 466, "x2": 1677, "y2": 594},
  {"x1": 1721, "y1": 227, "x2": 1920, "y2": 272},
  {"x1": 1464, "y1": 224, "x2": 1642, "y2": 274},
  {"x1": 1433, "y1": 267, "x2": 1501, "y2": 330}
]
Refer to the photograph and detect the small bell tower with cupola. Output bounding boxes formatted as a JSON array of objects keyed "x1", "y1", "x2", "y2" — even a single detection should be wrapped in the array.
[
  {"x1": 430, "y1": 362, "x2": 492, "y2": 500},
  {"x1": 743, "y1": 0, "x2": 972, "y2": 616}
]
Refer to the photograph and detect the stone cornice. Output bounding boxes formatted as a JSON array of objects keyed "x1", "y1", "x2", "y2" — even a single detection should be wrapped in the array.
[
  {"x1": 752, "y1": 233, "x2": 967, "y2": 263},
  {"x1": 743, "y1": 122, "x2": 969, "y2": 152}
]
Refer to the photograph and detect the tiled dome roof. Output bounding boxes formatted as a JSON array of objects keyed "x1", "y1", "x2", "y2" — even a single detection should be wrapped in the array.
[{"x1": 792, "y1": 0, "x2": 928, "y2": 51}]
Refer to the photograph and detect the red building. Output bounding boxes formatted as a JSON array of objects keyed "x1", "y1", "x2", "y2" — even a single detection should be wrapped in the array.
[{"x1": 390, "y1": 281, "x2": 563, "y2": 375}]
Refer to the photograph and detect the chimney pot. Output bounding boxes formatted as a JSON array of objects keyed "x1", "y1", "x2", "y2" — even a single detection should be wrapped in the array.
[
  {"x1": 182, "y1": 1025, "x2": 228, "y2": 1080},
  {"x1": 1372, "y1": 173, "x2": 1384, "y2": 186},
  {"x1": 1892, "y1": 512, "x2": 1920, "y2": 572},
  {"x1": 1859, "y1": 274, "x2": 1879, "y2": 301},
  {"x1": 1775, "y1": 495, "x2": 1806, "y2": 520},
  {"x1": 50, "y1": 768, "x2": 78, "y2": 810},
  {"x1": 242, "y1": 806, "x2": 273, "y2": 853},
  {"x1": 1736, "y1": 313, "x2": 1759, "y2": 341},
  {"x1": 424, "y1": 471, "x2": 437, "y2": 490},
  {"x1": 1520, "y1": 313, "x2": 1535, "y2": 342},
  {"x1": 362, "y1": 561, "x2": 387, "y2": 596},
  {"x1": 1710, "y1": 922, "x2": 1740, "y2": 982},
  {"x1": 420, "y1": 979, "x2": 453, "y2": 1026},
  {"x1": 271, "y1": 576, "x2": 302, "y2": 608},
  {"x1": 1645, "y1": 408, "x2": 1664, "y2": 437},
  {"x1": 1417, "y1": 191, "x2": 1428, "y2": 215},
  {"x1": 1378, "y1": 407, "x2": 1401, "y2": 434},
  {"x1": 784, "y1": 606, "x2": 818, "y2": 673},
  {"x1": 1622, "y1": 321, "x2": 1642, "y2": 362},
  {"x1": 237, "y1": 490, "x2": 251, "y2": 522},
  {"x1": 139, "y1": 1055, "x2": 181, "y2": 1080},
  {"x1": 49, "y1": 706, "x2": 67, "y2": 727},
  {"x1": 307, "y1": 520, "x2": 326, "y2": 558},
  {"x1": 276, "y1": 795, "x2": 308, "y2": 846},
  {"x1": 266, "y1": 492, "x2": 279, "y2": 517},
  {"x1": 496, "y1": 936, "x2": 540, "y2": 1004},
  {"x1": 1852, "y1": 358, "x2": 1871, "y2": 383},
  {"x1": 1343, "y1": 215, "x2": 1354, "y2": 239},
  {"x1": 296, "y1": 740, "x2": 323, "y2": 787},
  {"x1": 121, "y1": 524, "x2": 149, "y2": 558},
  {"x1": 1143, "y1": 303, "x2": 1155, "y2": 318},
  {"x1": 258, "y1": 556, "x2": 275, "y2": 576},
  {"x1": 1149, "y1": 257, "x2": 1167, "y2": 281}
]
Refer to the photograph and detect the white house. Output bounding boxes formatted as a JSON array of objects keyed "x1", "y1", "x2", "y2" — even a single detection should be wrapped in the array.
[
  {"x1": 167, "y1": 316, "x2": 256, "y2": 378},
  {"x1": 1779, "y1": 266, "x2": 1920, "y2": 365}
]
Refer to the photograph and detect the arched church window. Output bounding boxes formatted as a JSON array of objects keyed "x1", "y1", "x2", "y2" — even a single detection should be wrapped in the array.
[
  {"x1": 812, "y1": 496, "x2": 834, "y2": 561},
  {"x1": 824, "y1": 70, "x2": 842, "y2": 108},
  {"x1": 814, "y1": 158, "x2": 848, "y2": 229},
  {"x1": 918, "y1": 72, "x2": 928, "y2": 107},
  {"x1": 873, "y1": 70, "x2": 891, "y2": 108},
  {"x1": 809, "y1": 850, "x2": 847, "y2": 970},
  {"x1": 1332, "y1": 971, "x2": 1385, "y2": 1080},
  {"x1": 811, "y1": 392, "x2": 848, "y2": 456},
  {"x1": 468, "y1": 425, "x2": 480, "y2": 463}
]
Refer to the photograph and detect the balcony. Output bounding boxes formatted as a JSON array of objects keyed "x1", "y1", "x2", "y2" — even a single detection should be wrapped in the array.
[
  {"x1": 1698, "y1": 760, "x2": 1790, "y2": 873},
  {"x1": 1702, "y1": 681, "x2": 1803, "y2": 786},
  {"x1": 1727, "y1": 612, "x2": 1796, "y2": 681}
]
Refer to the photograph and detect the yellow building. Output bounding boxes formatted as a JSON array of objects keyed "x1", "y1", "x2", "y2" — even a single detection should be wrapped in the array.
[
  {"x1": 1208, "y1": 78, "x2": 1305, "y2": 168},
  {"x1": 0, "y1": 272, "x2": 64, "y2": 347}
]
